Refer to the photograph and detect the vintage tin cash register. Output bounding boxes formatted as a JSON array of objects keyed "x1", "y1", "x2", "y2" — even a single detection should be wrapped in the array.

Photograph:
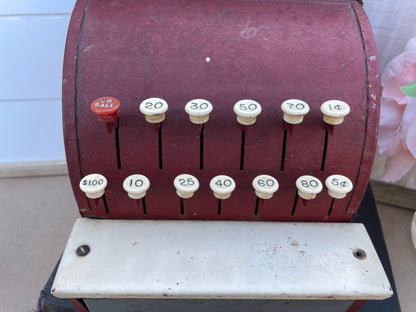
[{"x1": 50, "y1": 0, "x2": 394, "y2": 311}]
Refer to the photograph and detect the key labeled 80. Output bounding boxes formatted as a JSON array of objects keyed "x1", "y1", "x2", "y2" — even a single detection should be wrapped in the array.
[
  {"x1": 296, "y1": 175, "x2": 323, "y2": 200},
  {"x1": 299, "y1": 179, "x2": 320, "y2": 188}
]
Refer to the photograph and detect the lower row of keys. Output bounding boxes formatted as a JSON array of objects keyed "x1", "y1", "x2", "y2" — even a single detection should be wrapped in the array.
[{"x1": 80, "y1": 174, "x2": 353, "y2": 201}]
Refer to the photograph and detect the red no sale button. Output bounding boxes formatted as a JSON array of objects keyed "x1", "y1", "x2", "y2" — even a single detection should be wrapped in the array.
[{"x1": 91, "y1": 97, "x2": 120, "y2": 122}]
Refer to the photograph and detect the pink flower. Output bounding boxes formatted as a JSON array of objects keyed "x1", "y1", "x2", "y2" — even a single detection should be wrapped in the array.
[{"x1": 378, "y1": 36, "x2": 416, "y2": 182}]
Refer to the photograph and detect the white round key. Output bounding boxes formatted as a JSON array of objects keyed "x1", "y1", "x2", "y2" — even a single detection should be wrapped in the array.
[
  {"x1": 174, "y1": 174, "x2": 200, "y2": 198},
  {"x1": 295, "y1": 175, "x2": 323, "y2": 200},
  {"x1": 252, "y1": 175, "x2": 279, "y2": 199},
  {"x1": 79, "y1": 174, "x2": 107, "y2": 199},
  {"x1": 281, "y1": 99, "x2": 310, "y2": 124},
  {"x1": 210, "y1": 175, "x2": 236, "y2": 199},
  {"x1": 325, "y1": 174, "x2": 353, "y2": 199},
  {"x1": 185, "y1": 99, "x2": 213, "y2": 124},
  {"x1": 139, "y1": 97, "x2": 168, "y2": 123},
  {"x1": 123, "y1": 174, "x2": 150, "y2": 199},
  {"x1": 233, "y1": 99, "x2": 262, "y2": 125},
  {"x1": 320, "y1": 100, "x2": 350, "y2": 125}
]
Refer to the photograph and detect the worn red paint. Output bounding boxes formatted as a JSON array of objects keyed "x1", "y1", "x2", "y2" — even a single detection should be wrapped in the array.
[
  {"x1": 69, "y1": 298, "x2": 90, "y2": 312},
  {"x1": 346, "y1": 300, "x2": 367, "y2": 312},
  {"x1": 63, "y1": 0, "x2": 379, "y2": 221}
]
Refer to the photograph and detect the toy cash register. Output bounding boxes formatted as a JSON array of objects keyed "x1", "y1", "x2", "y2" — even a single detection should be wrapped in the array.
[{"x1": 51, "y1": 0, "x2": 393, "y2": 311}]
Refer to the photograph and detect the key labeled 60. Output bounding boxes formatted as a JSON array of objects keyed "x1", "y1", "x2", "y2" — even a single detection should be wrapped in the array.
[{"x1": 252, "y1": 174, "x2": 279, "y2": 199}]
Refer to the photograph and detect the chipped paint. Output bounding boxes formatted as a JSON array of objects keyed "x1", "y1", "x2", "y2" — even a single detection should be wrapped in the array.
[{"x1": 83, "y1": 44, "x2": 95, "y2": 53}]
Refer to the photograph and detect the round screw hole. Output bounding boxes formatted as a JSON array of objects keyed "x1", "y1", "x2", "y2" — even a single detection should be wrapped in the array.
[
  {"x1": 353, "y1": 248, "x2": 367, "y2": 260},
  {"x1": 76, "y1": 245, "x2": 90, "y2": 257}
]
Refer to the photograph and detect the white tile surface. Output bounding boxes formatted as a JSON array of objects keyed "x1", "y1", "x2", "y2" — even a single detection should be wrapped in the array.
[
  {"x1": 0, "y1": 99, "x2": 65, "y2": 161},
  {"x1": 0, "y1": 176, "x2": 79, "y2": 312},
  {"x1": 0, "y1": 0, "x2": 75, "y2": 15},
  {"x1": 0, "y1": 15, "x2": 70, "y2": 101},
  {"x1": 364, "y1": 0, "x2": 416, "y2": 72}
]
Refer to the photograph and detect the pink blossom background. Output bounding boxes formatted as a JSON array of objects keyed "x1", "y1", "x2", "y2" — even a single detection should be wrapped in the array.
[{"x1": 378, "y1": 36, "x2": 416, "y2": 182}]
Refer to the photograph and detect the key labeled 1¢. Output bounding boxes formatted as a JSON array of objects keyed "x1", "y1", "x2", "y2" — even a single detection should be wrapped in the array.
[{"x1": 320, "y1": 100, "x2": 350, "y2": 125}]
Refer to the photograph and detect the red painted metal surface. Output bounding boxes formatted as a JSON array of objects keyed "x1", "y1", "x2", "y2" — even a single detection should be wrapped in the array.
[
  {"x1": 63, "y1": 0, "x2": 379, "y2": 221},
  {"x1": 69, "y1": 299, "x2": 90, "y2": 312},
  {"x1": 346, "y1": 300, "x2": 367, "y2": 312}
]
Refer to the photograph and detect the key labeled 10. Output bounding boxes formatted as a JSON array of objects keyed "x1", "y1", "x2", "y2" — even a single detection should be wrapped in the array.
[{"x1": 123, "y1": 174, "x2": 150, "y2": 199}]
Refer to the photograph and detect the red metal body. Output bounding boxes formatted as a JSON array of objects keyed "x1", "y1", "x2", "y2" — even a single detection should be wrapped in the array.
[{"x1": 63, "y1": 0, "x2": 379, "y2": 221}]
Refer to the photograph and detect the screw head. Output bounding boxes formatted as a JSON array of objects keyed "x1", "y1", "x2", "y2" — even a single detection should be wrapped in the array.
[
  {"x1": 353, "y1": 248, "x2": 367, "y2": 260},
  {"x1": 76, "y1": 245, "x2": 90, "y2": 257}
]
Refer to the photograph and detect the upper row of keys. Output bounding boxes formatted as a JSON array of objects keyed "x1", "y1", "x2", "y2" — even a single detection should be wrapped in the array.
[{"x1": 90, "y1": 97, "x2": 351, "y2": 126}]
